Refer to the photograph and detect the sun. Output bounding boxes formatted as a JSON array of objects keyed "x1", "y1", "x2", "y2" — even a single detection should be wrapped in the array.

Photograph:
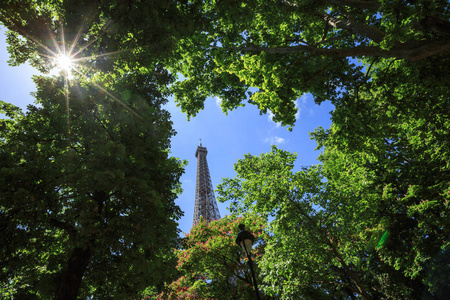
[
  {"x1": 30, "y1": 23, "x2": 138, "y2": 116},
  {"x1": 55, "y1": 54, "x2": 74, "y2": 74}
]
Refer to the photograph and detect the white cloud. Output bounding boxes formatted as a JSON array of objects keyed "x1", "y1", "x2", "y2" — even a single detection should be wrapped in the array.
[
  {"x1": 267, "y1": 110, "x2": 282, "y2": 127},
  {"x1": 294, "y1": 99, "x2": 301, "y2": 121},
  {"x1": 215, "y1": 97, "x2": 222, "y2": 108},
  {"x1": 300, "y1": 93, "x2": 308, "y2": 104},
  {"x1": 264, "y1": 136, "x2": 286, "y2": 145},
  {"x1": 294, "y1": 94, "x2": 309, "y2": 121}
]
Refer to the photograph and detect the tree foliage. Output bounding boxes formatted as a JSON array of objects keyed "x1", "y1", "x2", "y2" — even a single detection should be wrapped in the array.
[
  {"x1": 168, "y1": 0, "x2": 450, "y2": 126},
  {"x1": 178, "y1": 3, "x2": 450, "y2": 296},
  {"x1": 0, "y1": 1, "x2": 193, "y2": 298},
  {"x1": 159, "y1": 215, "x2": 267, "y2": 300},
  {"x1": 310, "y1": 55, "x2": 450, "y2": 298},
  {"x1": 217, "y1": 146, "x2": 449, "y2": 299},
  {"x1": 0, "y1": 67, "x2": 185, "y2": 298},
  {"x1": 1, "y1": 1, "x2": 449, "y2": 299},
  {"x1": 0, "y1": 0, "x2": 197, "y2": 74}
]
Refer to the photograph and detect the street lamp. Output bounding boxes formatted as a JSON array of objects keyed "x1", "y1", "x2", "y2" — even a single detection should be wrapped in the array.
[{"x1": 236, "y1": 224, "x2": 261, "y2": 300}]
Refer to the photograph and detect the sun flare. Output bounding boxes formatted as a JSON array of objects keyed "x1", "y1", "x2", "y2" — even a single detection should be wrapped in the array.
[
  {"x1": 28, "y1": 22, "x2": 139, "y2": 118},
  {"x1": 55, "y1": 54, "x2": 74, "y2": 73}
]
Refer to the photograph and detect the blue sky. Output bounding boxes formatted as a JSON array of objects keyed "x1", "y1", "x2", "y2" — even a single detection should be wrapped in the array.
[{"x1": 0, "y1": 27, "x2": 334, "y2": 235}]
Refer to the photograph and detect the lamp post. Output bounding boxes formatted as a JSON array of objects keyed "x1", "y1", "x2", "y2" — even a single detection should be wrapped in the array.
[{"x1": 236, "y1": 224, "x2": 261, "y2": 300}]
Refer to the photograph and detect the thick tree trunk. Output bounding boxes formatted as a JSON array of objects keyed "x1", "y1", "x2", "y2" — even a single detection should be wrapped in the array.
[{"x1": 54, "y1": 246, "x2": 92, "y2": 300}]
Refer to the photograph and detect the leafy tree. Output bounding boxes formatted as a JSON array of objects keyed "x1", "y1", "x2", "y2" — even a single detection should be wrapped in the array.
[
  {"x1": 0, "y1": 1, "x2": 197, "y2": 299},
  {"x1": 308, "y1": 47, "x2": 450, "y2": 298},
  {"x1": 0, "y1": 0, "x2": 197, "y2": 74},
  {"x1": 217, "y1": 146, "x2": 448, "y2": 299},
  {"x1": 159, "y1": 215, "x2": 268, "y2": 300},
  {"x1": 0, "y1": 67, "x2": 184, "y2": 299},
  {"x1": 168, "y1": 0, "x2": 450, "y2": 126},
  {"x1": 310, "y1": 60, "x2": 450, "y2": 298}
]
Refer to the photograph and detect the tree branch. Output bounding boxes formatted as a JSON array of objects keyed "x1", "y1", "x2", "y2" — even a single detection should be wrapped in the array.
[
  {"x1": 222, "y1": 36, "x2": 450, "y2": 60},
  {"x1": 317, "y1": 12, "x2": 386, "y2": 43}
]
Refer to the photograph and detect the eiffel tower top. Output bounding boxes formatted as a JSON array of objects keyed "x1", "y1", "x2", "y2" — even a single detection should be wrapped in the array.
[
  {"x1": 193, "y1": 141, "x2": 221, "y2": 227},
  {"x1": 195, "y1": 139, "x2": 207, "y2": 158}
]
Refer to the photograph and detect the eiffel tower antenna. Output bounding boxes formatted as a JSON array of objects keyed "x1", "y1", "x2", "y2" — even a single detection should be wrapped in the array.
[{"x1": 193, "y1": 141, "x2": 221, "y2": 226}]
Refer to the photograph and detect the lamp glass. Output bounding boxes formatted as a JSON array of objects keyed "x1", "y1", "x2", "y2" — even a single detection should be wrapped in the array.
[{"x1": 240, "y1": 239, "x2": 253, "y2": 256}]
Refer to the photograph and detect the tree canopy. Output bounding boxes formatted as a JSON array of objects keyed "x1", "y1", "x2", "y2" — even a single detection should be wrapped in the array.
[
  {"x1": 0, "y1": 68, "x2": 185, "y2": 299},
  {"x1": 0, "y1": 1, "x2": 191, "y2": 298},
  {"x1": 217, "y1": 146, "x2": 449, "y2": 299},
  {"x1": 0, "y1": 0, "x2": 197, "y2": 73},
  {"x1": 168, "y1": 0, "x2": 450, "y2": 126},
  {"x1": 1, "y1": 0, "x2": 449, "y2": 299}
]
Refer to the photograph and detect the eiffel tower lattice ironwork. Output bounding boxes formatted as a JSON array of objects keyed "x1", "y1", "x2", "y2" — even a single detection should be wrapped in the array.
[{"x1": 193, "y1": 140, "x2": 221, "y2": 227}]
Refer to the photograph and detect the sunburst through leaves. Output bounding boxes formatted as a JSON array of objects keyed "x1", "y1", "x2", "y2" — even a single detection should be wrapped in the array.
[
  {"x1": 35, "y1": 22, "x2": 142, "y2": 120},
  {"x1": 54, "y1": 53, "x2": 74, "y2": 74}
]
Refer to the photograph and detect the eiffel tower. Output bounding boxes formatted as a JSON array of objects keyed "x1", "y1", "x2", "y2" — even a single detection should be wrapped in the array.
[{"x1": 193, "y1": 140, "x2": 221, "y2": 226}]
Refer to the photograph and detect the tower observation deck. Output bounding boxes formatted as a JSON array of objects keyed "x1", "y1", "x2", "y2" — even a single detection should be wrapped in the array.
[{"x1": 193, "y1": 141, "x2": 221, "y2": 227}]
